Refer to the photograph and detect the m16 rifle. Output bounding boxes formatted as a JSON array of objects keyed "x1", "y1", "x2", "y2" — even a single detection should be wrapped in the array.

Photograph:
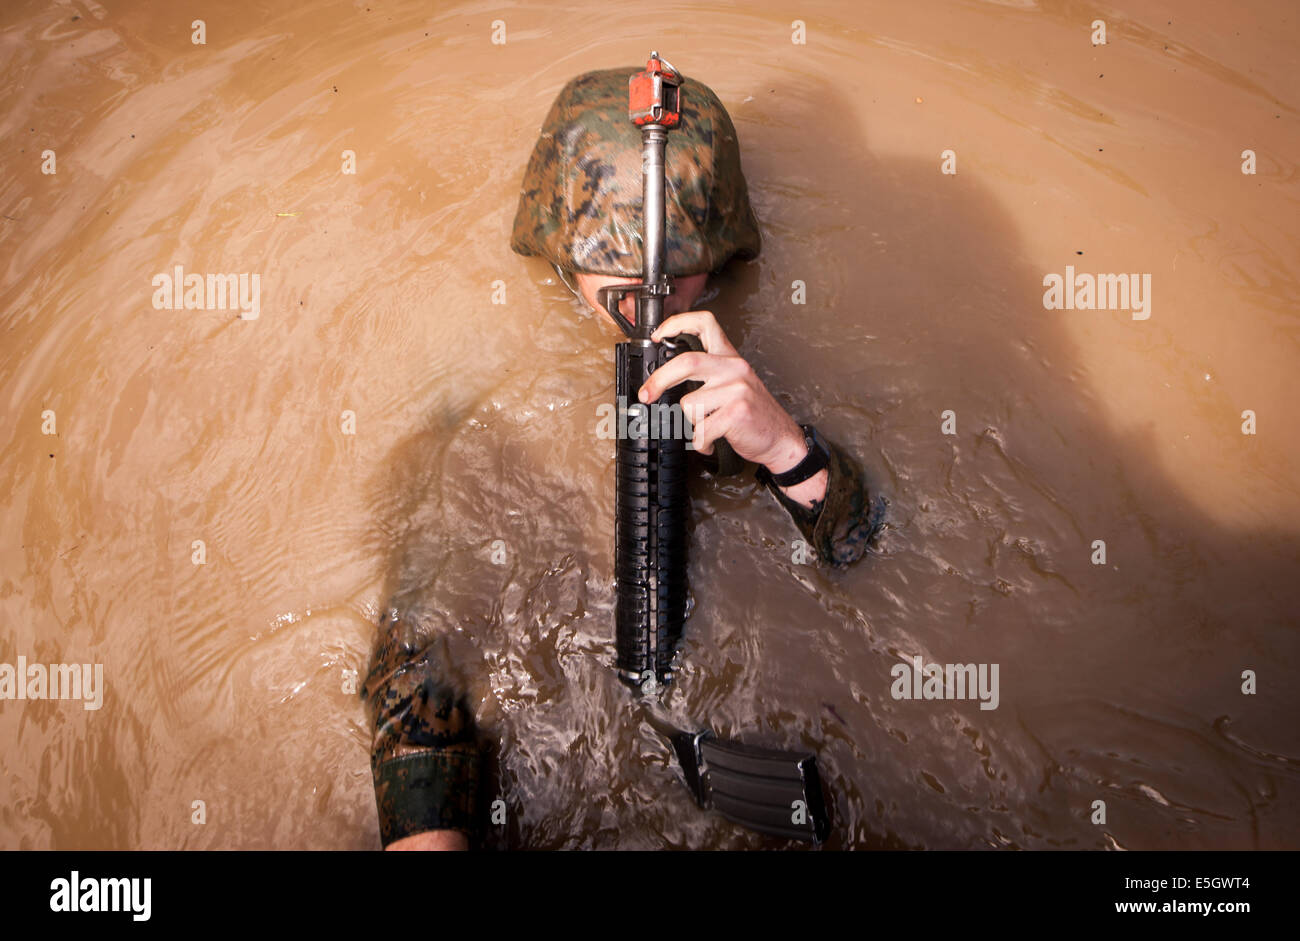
[
  {"x1": 599, "y1": 53, "x2": 833, "y2": 844},
  {"x1": 598, "y1": 53, "x2": 689, "y2": 695}
]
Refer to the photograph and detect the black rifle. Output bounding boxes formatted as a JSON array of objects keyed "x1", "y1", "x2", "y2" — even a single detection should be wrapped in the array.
[
  {"x1": 598, "y1": 53, "x2": 689, "y2": 694},
  {"x1": 598, "y1": 53, "x2": 833, "y2": 844}
]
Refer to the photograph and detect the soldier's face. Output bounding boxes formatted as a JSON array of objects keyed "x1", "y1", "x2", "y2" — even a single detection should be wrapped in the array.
[{"x1": 573, "y1": 272, "x2": 708, "y2": 330}]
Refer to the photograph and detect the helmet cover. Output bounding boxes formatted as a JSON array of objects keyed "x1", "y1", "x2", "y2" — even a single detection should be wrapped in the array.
[{"x1": 510, "y1": 67, "x2": 761, "y2": 277}]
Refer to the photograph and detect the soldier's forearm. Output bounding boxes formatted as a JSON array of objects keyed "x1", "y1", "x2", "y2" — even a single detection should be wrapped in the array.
[{"x1": 762, "y1": 435, "x2": 886, "y2": 567}]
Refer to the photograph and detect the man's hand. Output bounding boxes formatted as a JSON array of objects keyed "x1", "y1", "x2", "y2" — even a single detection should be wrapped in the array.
[{"x1": 637, "y1": 310, "x2": 829, "y2": 508}]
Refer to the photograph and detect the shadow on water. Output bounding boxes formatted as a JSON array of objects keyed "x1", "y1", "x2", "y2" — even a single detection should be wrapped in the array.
[{"x1": 365, "y1": 75, "x2": 1300, "y2": 849}]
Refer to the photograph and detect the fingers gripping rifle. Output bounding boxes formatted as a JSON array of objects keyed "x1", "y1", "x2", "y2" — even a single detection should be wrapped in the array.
[{"x1": 599, "y1": 54, "x2": 834, "y2": 845}]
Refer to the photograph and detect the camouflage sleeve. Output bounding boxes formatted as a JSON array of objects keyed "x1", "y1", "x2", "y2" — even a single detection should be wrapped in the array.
[
  {"x1": 361, "y1": 610, "x2": 481, "y2": 848},
  {"x1": 761, "y1": 436, "x2": 887, "y2": 568}
]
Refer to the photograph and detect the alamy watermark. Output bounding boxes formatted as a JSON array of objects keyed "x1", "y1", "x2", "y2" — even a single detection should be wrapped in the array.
[
  {"x1": 0, "y1": 656, "x2": 103, "y2": 710},
  {"x1": 595, "y1": 397, "x2": 696, "y2": 446},
  {"x1": 50, "y1": 871, "x2": 150, "y2": 921},
  {"x1": 152, "y1": 265, "x2": 260, "y2": 320},
  {"x1": 1043, "y1": 265, "x2": 1151, "y2": 320},
  {"x1": 890, "y1": 655, "x2": 999, "y2": 710}
]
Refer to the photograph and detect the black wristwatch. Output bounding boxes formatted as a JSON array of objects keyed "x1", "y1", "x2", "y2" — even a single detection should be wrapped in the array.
[{"x1": 756, "y1": 424, "x2": 830, "y2": 488}]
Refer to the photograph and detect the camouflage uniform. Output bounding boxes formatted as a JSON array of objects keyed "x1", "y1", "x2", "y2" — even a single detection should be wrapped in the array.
[
  {"x1": 761, "y1": 439, "x2": 889, "y2": 568},
  {"x1": 363, "y1": 66, "x2": 884, "y2": 847},
  {"x1": 362, "y1": 610, "x2": 479, "y2": 846}
]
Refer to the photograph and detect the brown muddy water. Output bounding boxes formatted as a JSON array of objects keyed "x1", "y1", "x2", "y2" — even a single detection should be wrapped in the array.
[{"x1": 1, "y1": 0, "x2": 1297, "y2": 850}]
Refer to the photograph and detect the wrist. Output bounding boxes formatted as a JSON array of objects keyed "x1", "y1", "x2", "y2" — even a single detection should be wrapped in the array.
[
  {"x1": 756, "y1": 423, "x2": 832, "y2": 510},
  {"x1": 759, "y1": 422, "x2": 810, "y2": 475}
]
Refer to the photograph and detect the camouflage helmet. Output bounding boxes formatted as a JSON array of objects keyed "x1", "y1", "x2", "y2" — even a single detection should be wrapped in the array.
[{"x1": 510, "y1": 67, "x2": 761, "y2": 278}]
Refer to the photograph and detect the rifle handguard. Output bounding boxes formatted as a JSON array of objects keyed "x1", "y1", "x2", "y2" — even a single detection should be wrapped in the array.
[{"x1": 614, "y1": 338, "x2": 690, "y2": 690}]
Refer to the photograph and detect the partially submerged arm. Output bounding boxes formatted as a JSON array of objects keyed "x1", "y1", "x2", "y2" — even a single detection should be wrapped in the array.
[
  {"x1": 362, "y1": 610, "x2": 480, "y2": 851},
  {"x1": 641, "y1": 311, "x2": 886, "y2": 568},
  {"x1": 759, "y1": 434, "x2": 887, "y2": 567}
]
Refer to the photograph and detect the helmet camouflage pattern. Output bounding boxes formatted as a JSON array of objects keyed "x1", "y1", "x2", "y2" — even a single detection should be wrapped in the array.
[{"x1": 510, "y1": 67, "x2": 762, "y2": 277}]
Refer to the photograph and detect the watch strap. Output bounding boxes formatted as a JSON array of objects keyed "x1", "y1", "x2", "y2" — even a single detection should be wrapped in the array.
[{"x1": 757, "y1": 424, "x2": 830, "y2": 488}]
